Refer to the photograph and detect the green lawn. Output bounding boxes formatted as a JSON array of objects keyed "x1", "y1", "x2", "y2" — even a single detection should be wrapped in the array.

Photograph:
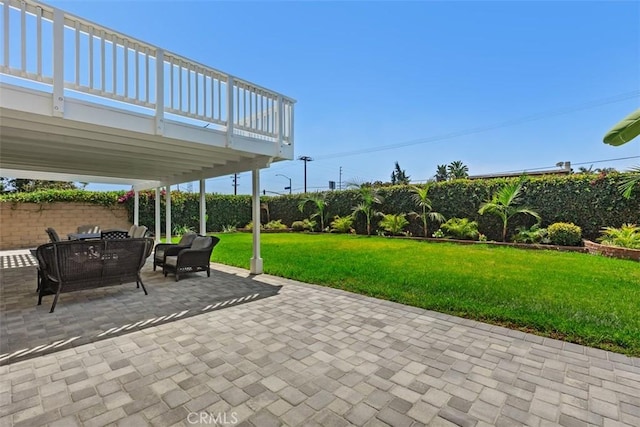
[{"x1": 209, "y1": 233, "x2": 640, "y2": 356}]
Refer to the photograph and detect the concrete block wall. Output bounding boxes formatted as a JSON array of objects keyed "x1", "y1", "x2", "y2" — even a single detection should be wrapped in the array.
[{"x1": 0, "y1": 202, "x2": 131, "y2": 250}]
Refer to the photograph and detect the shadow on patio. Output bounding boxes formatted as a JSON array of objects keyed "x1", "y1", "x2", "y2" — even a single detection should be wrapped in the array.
[{"x1": 0, "y1": 254, "x2": 281, "y2": 366}]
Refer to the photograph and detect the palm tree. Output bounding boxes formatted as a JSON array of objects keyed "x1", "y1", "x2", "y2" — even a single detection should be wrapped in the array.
[
  {"x1": 620, "y1": 165, "x2": 640, "y2": 199},
  {"x1": 409, "y1": 185, "x2": 445, "y2": 237},
  {"x1": 435, "y1": 164, "x2": 448, "y2": 182},
  {"x1": 478, "y1": 180, "x2": 540, "y2": 242},
  {"x1": 447, "y1": 161, "x2": 469, "y2": 180},
  {"x1": 351, "y1": 184, "x2": 384, "y2": 235},
  {"x1": 298, "y1": 193, "x2": 327, "y2": 231}
]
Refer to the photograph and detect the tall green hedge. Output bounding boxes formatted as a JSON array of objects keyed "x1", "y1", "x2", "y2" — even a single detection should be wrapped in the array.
[
  {"x1": 3, "y1": 174, "x2": 638, "y2": 241},
  {"x1": 118, "y1": 191, "x2": 255, "y2": 232},
  {"x1": 0, "y1": 189, "x2": 123, "y2": 206},
  {"x1": 118, "y1": 173, "x2": 638, "y2": 241},
  {"x1": 270, "y1": 174, "x2": 636, "y2": 240}
]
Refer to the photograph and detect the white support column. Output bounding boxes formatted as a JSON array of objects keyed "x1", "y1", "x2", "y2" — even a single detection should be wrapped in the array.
[
  {"x1": 165, "y1": 186, "x2": 172, "y2": 243},
  {"x1": 250, "y1": 169, "x2": 263, "y2": 274},
  {"x1": 133, "y1": 190, "x2": 140, "y2": 226},
  {"x1": 52, "y1": 8, "x2": 64, "y2": 117},
  {"x1": 199, "y1": 179, "x2": 206, "y2": 236},
  {"x1": 155, "y1": 187, "x2": 161, "y2": 243}
]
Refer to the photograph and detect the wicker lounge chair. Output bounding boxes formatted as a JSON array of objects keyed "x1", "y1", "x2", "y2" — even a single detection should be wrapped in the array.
[
  {"x1": 153, "y1": 232, "x2": 197, "y2": 271},
  {"x1": 163, "y1": 236, "x2": 220, "y2": 281}
]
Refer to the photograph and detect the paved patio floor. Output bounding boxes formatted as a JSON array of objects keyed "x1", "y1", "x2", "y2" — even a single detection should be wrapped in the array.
[
  {"x1": 1, "y1": 262, "x2": 639, "y2": 426},
  {"x1": 0, "y1": 255, "x2": 281, "y2": 365}
]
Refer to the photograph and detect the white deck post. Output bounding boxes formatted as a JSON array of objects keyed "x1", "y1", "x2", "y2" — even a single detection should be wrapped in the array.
[
  {"x1": 52, "y1": 8, "x2": 64, "y2": 117},
  {"x1": 276, "y1": 95, "x2": 283, "y2": 147},
  {"x1": 250, "y1": 169, "x2": 263, "y2": 274},
  {"x1": 133, "y1": 190, "x2": 140, "y2": 226},
  {"x1": 289, "y1": 101, "x2": 294, "y2": 144},
  {"x1": 155, "y1": 187, "x2": 161, "y2": 243},
  {"x1": 226, "y1": 76, "x2": 234, "y2": 147},
  {"x1": 155, "y1": 49, "x2": 164, "y2": 135},
  {"x1": 199, "y1": 179, "x2": 206, "y2": 236},
  {"x1": 165, "y1": 186, "x2": 171, "y2": 243}
]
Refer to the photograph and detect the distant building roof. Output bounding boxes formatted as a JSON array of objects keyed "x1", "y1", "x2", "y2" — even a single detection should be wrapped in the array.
[{"x1": 468, "y1": 162, "x2": 572, "y2": 180}]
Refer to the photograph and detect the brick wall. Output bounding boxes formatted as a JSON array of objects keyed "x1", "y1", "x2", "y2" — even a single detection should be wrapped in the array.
[
  {"x1": 0, "y1": 202, "x2": 131, "y2": 250},
  {"x1": 583, "y1": 239, "x2": 640, "y2": 262}
]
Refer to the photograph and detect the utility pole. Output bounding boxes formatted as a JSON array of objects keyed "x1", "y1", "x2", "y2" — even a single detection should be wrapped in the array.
[
  {"x1": 231, "y1": 173, "x2": 239, "y2": 195},
  {"x1": 339, "y1": 166, "x2": 343, "y2": 190},
  {"x1": 298, "y1": 156, "x2": 313, "y2": 193}
]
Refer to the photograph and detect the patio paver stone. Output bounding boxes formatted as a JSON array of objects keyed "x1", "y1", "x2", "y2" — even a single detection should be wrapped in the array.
[{"x1": 0, "y1": 260, "x2": 639, "y2": 426}]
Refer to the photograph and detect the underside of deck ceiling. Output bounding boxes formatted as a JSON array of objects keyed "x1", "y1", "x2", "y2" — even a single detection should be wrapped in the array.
[{"x1": 0, "y1": 88, "x2": 284, "y2": 190}]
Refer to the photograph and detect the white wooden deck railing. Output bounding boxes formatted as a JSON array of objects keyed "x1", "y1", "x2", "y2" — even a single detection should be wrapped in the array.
[{"x1": 0, "y1": 0, "x2": 294, "y2": 144}]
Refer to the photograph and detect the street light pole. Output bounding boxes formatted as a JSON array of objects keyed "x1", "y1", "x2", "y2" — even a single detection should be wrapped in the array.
[
  {"x1": 298, "y1": 156, "x2": 313, "y2": 193},
  {"x1": 275, "y1": 174, "x2": 292, "y2": 195}
]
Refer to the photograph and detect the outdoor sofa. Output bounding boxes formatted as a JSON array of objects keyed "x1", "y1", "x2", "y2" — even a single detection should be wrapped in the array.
[{"x1": 35, "y1": 237, "x2": 154, "y2": 313}]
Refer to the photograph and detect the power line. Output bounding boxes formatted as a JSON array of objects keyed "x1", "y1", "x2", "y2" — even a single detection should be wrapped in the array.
[
  {"x1": 570, "y1": 156, "x2": 640, "y2": 167},
  {"x1": 313, "y1": 91, "x2": 640, "y2": 161}
]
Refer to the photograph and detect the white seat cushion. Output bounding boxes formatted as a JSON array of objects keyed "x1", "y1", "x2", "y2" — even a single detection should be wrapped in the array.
[{"x1": 164, "y1": 255, "x2": 178, "y2": 267}]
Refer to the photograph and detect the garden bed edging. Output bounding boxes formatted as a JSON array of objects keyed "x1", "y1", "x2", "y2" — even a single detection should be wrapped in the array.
[{"x1": 583, "y1": 240, "x2": 640, "y2": 262}]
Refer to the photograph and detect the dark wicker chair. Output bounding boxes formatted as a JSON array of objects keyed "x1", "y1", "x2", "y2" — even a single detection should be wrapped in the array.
[
  {"x1": 36, "y1": 237, "x2": 154, "y2": 312},
  {"x1": 124, "y1": 225, "x2": 148, "y2": 238},
  {"x1": 163, "y1": 236, "x2": 220, "y2": 281},
  {"x1": 45, "y1": 227, "x2": 61, "y2": 242},
  {"x1": 100, "y1": 229, "x2": 130, "y2": 239},
  {"x1": 34, "y1": 246, "x2": 59, "y2": 294},
  {"x1": 153, "y1": 232, "x2": 197, "y2": 271},
  {"x1": 132, "y1": 225, "x2": 148, "y2": 238}
]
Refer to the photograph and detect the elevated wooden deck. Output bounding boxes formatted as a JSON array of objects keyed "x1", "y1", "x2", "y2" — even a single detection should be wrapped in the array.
[{"x1": 0, "y1": 0, "x2": 295, "y2": 190}]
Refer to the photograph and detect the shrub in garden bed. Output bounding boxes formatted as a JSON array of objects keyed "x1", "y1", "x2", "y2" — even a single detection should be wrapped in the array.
[
  {"x1": 330, "y1": 216, "x2": 354, "y2": 233},
  {"x1": 547, "y1": 222, "x2": 583, "y2": 246},
  {"x1": 291, "y1": 221, "x2": 307, "y2": 232},
  {"x1": 512, "y1": 224, "x2": 549, "y2": 244},
  {"x1": 598, "y1": 223, "x2": 640, "y2": 249},
  {"x1": 437, "y1": 218, "x2": 480, "y2": 240},
  {"x1": 378, "y1": 213, "x2": 409, "y2": 236}
]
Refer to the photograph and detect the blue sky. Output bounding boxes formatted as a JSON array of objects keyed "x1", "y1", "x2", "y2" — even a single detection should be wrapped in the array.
[{"x1": 50, "y1": 0, "x2": 639, "y2": 195}]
